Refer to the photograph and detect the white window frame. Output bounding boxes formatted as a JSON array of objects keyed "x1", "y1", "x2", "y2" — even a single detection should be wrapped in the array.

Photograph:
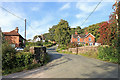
[
  {"x1": 89, "y1": 37, "x2": 91, "y2": 41},
  {"x1": 78, "y1": 38, "x2": 80, "y2": 42}
]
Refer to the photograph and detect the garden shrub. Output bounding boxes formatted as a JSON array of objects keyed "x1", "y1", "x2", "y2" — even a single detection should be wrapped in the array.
[
  {"x1": 23, "y1": 45, "x2": 31, "y2": 52},
  {"x1": 36, "y1": 41, "x2": 43, "y2": 46},
  {"x1": 24, "y1": 41, "x2": 44, "y2": 52},
  {"x1": 15, "y1": 52, "x2": 34, "y2": 67},
  {"x1": 2, "y1": 42, "x2": 17, "y2": 70},
  {"x1": 98, "y1": 46, "x2": 118, "y2": 63},
  {"x1": 2, "y1": 41, "x2": 50, "y2": 75}
]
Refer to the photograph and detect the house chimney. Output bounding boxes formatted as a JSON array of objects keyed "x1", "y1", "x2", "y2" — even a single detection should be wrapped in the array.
[
  {"x1": 85, "y1": 30, "x2": 88, "y2": 35},
  {"x1": 85, "y1": 32, "x2": 88, "y2": 35},
  {"x1": 15, "y1": 27, "x2": 19, "y2": 33},
  {"x1": 75, "y1": 31, "x2": 78, "y2": 35}
]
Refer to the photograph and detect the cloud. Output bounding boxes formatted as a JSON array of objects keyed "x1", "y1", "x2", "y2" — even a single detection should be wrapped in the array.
[
  {"x1": 60, "y1": 3, "x2": 70, "y2": 11},
  {"x1": 26, "y1": 24, "x2": 52, "y2": 39},
  {"x1": 74, "y1": 2, "x2": 107, "y2": 27},
  {"x1": 0, "y1": 3, "x2": 54, "y2": 39},
  {"x1": 76, "y1": 13, "x2": 87, "y2": 19},
  {"x1": 0, "y1": 5, "x2": 25, "y2": 34},
  {"x1": 70, "y1": 19, "x2": 90, "y2": 28},
  {"x1": 31, "y1": 7, "x2": 40, "y2": 11},
  {"x1": 76, "y1": 2, "x2": 104, "y2": 13},
  {"x1": 26, "y1": 15, "x2": 54, "y2": 39}
]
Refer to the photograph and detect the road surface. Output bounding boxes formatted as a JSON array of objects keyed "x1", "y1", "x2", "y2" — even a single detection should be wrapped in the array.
[{"x1": 3, "y1": 46, "x2": 119, "y2": 78}]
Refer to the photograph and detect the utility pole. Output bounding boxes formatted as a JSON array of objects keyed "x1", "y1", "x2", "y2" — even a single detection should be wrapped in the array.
[{"x1": 25, "y1": 19, "x2": 26, "y2": 40}]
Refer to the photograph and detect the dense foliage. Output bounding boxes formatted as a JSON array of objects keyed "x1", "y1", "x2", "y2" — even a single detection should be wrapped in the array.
[
  {"x1": 54, "y1": 19, "x2": 71, "y2": 45},
  {"x1": 70, "y1": 26, "x2": 83, "y2": 35},
  {"x1": 49, "y1": 25, "x2": 57, "y2": 41},
  {"x1": 43, "y1": 33, "x2": 51, "y2": 41},
  {"x1": 97, "y1": 2, "x2": 120, "y2": 64},
  {"x1": 43, "y1": 19, "x2": 105, "y2": 45},
  {"x1": 83, "y1": 22, "x2": 105, "y2": 42},
  {"x1": 2, "y1": 40, "x2": 50, "y2": 75},
  {"x1": 2, "y1": 42, "x2": 17, "y2": 70},
  {"x1": 24, "y1": 41, "x2": 43, "y2": 52},
  {"x1": 98, "y1": 46, "x2": 118, "y2": 63}
]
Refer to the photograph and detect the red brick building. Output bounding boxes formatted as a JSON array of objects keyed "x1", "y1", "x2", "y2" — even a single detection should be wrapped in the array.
[
  {"x1": 3, "y1": 27, "x2": 25, "y2": 48},
  {"x1": 71, "y1": 31, "x2": 95, "y2": 46}
]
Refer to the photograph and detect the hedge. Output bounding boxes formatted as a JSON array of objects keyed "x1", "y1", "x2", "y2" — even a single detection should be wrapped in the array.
[{"x1": 98, "y1": 46, "x2": 119, "y2": 64}]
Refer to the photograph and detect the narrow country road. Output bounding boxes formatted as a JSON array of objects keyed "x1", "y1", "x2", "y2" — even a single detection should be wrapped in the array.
[{"x1": 3, "y1": 46, "x2": 119, "y2": 78}]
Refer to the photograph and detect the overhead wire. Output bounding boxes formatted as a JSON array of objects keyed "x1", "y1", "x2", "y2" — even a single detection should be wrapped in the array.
[
  {"x1": 0, "y1": 5, "x2": 40, "y2": 35},
  {"x1": 0, "y1": 5, "x2": 25, "y2": 21},
  {"x1": 80, "y1": 0, "x2": 103, "y2": 26}
]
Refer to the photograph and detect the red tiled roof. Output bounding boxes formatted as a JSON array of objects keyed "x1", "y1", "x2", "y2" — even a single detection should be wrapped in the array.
[
  {"x1": 73, "y1": 33, "x2": 95, "y2": 38},
  {"x1": 3, "y1": 30, "x2": 20, "y2": 36},
  {"x1": 73, "y1": 34, "x2": 86, "y2": 38}
]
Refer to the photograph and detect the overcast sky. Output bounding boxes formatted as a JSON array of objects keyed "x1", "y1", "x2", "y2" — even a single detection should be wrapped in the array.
[{"x1": 0, "y1": 1, "x2": 114, "y2": 39}]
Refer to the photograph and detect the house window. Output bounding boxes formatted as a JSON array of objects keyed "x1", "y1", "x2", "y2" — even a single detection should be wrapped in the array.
[
  {"x1": 89, "y1": 43, "x2": 93, "y2": 46},
  {"x1": 78, "y1": 38, "x2": 80, "y2": 42},
  {"x1": 11, "y1": 44, "x2": 15, "y2": 48},
  {"x1": 89, "y1": 37, "x2": 91, "y2": 41}
]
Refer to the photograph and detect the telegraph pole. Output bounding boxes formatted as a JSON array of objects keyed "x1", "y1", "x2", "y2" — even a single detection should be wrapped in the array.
[{"x1": 25, "y1": 19, "x2": 26, "y2": 40}]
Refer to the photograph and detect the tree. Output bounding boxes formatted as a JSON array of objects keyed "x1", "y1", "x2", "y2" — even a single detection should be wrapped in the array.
[
  {"x1": 75, "y1": 26, "x2": 82, "y2": 34},
  {"x1": 54, "y1": 19, "x2": 71, "y2": 45},
  {"x1": 97, "y1": 2, "x2": 118, "y2": 46},
  {"x1": 82, "y1": 22, "x2": 105, "y2": 42},
  {"x1": 97, "y1": 22, "x2": 110, "y2": 45},
  {"x1": 70, "y1": 28, "x2": 76, "y2": 35},
  {"x1": 43, "y1": 33, "x2": 51, "y2": 41},
  {"x1": 48, "y1": 25, "x2": 57, "y2": 41}
]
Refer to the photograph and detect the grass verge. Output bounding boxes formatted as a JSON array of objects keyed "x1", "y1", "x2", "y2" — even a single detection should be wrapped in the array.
[{"x1": 58, "y1": 50, "x2": 118, "y2": 64}]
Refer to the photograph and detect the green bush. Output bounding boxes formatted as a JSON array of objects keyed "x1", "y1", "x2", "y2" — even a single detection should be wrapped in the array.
[
  {"x1": 23, "y1": 45, "x2": 30, "y2": 52},
  {"x1": 2, "y1": 43, "x2": 34, "y2": 70},
  {"x1": 78, "y1": 44, "x2": 84, "y2": 47},
  {"x1": 43, "y1": 41, "x2": 56, "y2": 48},
  {"x1": 36, "y1": 41, "x2": 43, "y2": 46},
  {"x1": 98, "y1": 46, "x2": 118, "y2": 63},
  {"x1": 2, "y1": 41, "x2": 50, "y2": 75},
  {"x1": 24, "y1": 41, "x2": 44, "y2": 52},
  {"x1": 15, "y1": 52, "x2": 34, "y2": 67},
  {"x1": 2, "y1": 42, "x2": 17, "y2": 70}
]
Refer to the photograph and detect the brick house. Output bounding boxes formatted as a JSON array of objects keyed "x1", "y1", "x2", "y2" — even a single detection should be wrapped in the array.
[
  {"x1": 3, "y1": 27, "x2": 25, "y2": 48},
  {"x1": 71, "y1": 31, "x2": 95, "y2": 46}
]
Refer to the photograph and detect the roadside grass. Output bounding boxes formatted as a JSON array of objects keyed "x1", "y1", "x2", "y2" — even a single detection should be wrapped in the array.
[
  {"x1": 58, "y1": 50, "x2": 73, "y2": 54},
  {"x1": 57, "y1": 50, "x2": 118, "y2": 64},
  {"x1": 78, "y1": 52, "x2": 98, "y2": 59}
]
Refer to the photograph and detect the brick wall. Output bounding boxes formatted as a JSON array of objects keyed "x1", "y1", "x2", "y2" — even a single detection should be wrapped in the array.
[
  {"x1": 5, "y1": 36, "x2": 19, "y2": 47},
  {"x1": 30, "y1": 46, "x2": 46, "y2": 64},
  {"x1": 68, "y1": 46, "x2": 98, "y2": 54}
]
